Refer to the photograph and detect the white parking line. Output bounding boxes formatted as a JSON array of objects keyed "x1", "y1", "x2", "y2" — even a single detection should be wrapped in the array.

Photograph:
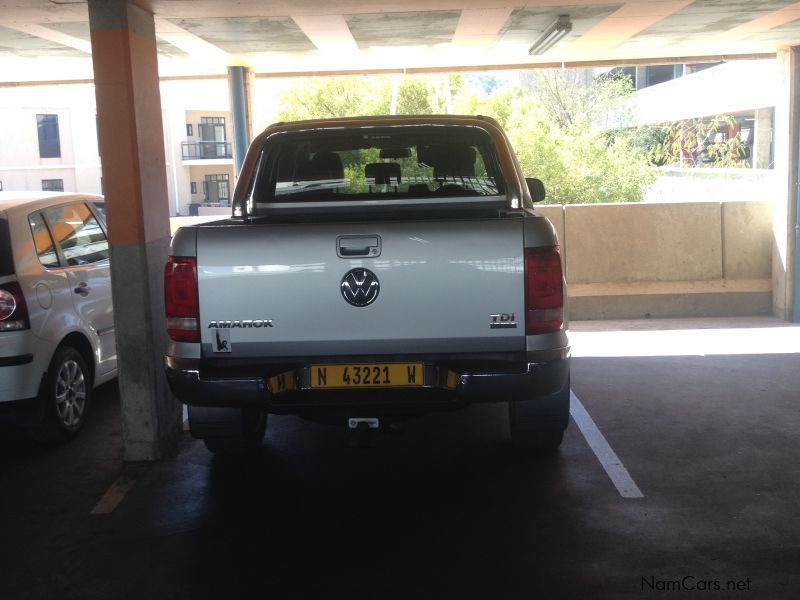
[
  {"x1": 91, "y1": 474, "x2": 136, "y2": 515},
  {"x1": 570, "y1": 391, "x2": 644, "y2": 499}
]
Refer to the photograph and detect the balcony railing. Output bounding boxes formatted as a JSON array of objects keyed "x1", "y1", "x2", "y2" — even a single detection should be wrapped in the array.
[{"x1": 182, "y1": 141, "x2": 232, "y2": 160}]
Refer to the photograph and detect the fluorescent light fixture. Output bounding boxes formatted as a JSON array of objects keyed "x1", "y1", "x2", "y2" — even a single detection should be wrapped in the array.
[{"x1": 528, "y1": 15, "x2": 572, "y2": 55}]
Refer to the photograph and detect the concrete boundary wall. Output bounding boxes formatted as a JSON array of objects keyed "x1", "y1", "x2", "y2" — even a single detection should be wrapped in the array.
[
  {"x1": 538, "y1": 200, "x2": 772, "y2": 319},
  {"x1": 171, "y1": 200, "x2": 774, "y2": 321}
]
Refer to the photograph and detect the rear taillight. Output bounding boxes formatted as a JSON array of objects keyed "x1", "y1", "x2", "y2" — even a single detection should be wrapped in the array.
[
  {"x1": 524, "y1": 246, "x2": 564, "y2": 335},
  {"x1": 0, "y1": 282, "x2": 30, "y2": 331},
  {"x1": 165, "y1": 256, "x2": 200, "y2": 343}
]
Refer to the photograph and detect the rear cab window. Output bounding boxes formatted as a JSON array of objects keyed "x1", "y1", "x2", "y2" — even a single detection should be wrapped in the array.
[{"x1": 249, "y1": 124, "x2": 507, "y2": 216}]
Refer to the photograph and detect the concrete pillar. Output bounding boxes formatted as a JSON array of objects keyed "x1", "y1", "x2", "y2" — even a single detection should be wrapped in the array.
[
  {"x1": 89, "y1": 0, "x2": 181, "y2": 460},
  {"x1": 228, "y1": 65, "x2": 253, "y2": 177},
  {"x1": 773, "y1": 49, "x2": 799, "y2": 321},
  {"x1": 752, "y1": 107, "x2": 773, "y2": 170}
]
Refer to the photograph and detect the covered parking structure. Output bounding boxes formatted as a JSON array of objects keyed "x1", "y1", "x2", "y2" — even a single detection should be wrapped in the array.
[
  {"x1": 0, "y1": 1, "x2": 799, "y2": 597},
  {"x1": 0, "y1": 0, "x2": 797, "y2": 460}
]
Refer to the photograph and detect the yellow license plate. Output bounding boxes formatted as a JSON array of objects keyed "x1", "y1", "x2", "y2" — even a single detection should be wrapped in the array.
[{"x1": 310, "y1": 363, "x2": 424, "y2": 389}]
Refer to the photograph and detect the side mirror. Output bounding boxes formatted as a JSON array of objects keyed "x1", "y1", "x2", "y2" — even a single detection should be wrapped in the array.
[{"x1": 526, "y1": 177, "x2": 546, "y2": 203}]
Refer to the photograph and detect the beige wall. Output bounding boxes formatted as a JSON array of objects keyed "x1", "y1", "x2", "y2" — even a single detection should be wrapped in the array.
[
  {"x1": 538, "y1": 200, "x2": 773, "y2": 319},
  {"x1": 0, "y1": 84, "x2": 102, "y2": 195}
]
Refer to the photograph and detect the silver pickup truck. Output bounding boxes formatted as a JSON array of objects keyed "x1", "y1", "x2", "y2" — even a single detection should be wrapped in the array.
[{"x1": 165, "y1": 115, "x2": 570, "y2": 454}]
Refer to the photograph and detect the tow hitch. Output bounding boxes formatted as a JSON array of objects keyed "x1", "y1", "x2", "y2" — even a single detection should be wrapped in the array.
[{"x1": 348, "y1": 417, "x2": 379, "y2": 447}]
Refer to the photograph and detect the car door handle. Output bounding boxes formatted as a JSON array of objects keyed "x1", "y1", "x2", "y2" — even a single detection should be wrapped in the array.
[{"x1": 73, "y1": 282, "x2": 91, "y2": 296}]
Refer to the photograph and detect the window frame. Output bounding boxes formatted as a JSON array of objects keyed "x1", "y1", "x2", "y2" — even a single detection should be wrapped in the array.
[
  {"x1": 41, "y1": 179, "x2": 64, "y2": 192},
  {"x1": 40, "y1": 201, "x2": 110, "y2": 268},
  {"x1": 204, "y1": 173, "x2": 230, "y2": 204},
  {"x1": 27, "y1": 210, "x2": 62, "y2": 270},
  {"x1": 36, "y1": 113, "x2": 62, "y2": 159},
  {"x1": 247, "y1": 124, "x2": 508, "y2": 217}
]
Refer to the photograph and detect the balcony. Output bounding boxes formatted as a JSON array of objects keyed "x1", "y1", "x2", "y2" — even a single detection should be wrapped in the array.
[{"x1": 181, "y1": 141, "x2": 232, "y2": 160}]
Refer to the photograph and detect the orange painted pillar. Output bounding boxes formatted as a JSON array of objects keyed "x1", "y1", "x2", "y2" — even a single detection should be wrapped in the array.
[{"x1": 89, "y1": 0, "x2": 180, "y2": 460}]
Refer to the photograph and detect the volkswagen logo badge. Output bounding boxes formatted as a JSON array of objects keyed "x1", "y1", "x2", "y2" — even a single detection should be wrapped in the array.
[{"x1": 341, "y1": 268, "x2": 380, "y2": 307}]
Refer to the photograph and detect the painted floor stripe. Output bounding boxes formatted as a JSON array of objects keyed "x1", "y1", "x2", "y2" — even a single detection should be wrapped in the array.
[
  {"x1": 570, "y1": 391, "x2": 644, "y2": 499},
  {"x1": 91, "y1": 475, "x2": 136, "y2": 515}
]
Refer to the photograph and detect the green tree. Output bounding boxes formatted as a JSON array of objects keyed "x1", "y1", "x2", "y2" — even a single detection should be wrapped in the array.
[
  {"x1": 648, "y1": 116, "x2": 750, "y2": 168},
  {"x1": 275, "y1": 76, "x2": 391, "y2": 121},
  {"x1": 274, "y1": 70, "x2": 657, "y2": 204},
  {"x1": 455, "y1": 71, "x2": 655, "y2": 204}
]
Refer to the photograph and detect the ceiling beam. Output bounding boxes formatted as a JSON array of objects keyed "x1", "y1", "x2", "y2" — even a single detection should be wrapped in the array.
[
  {"x1": 718, "y1": 2, "x2": 800, "y2": 41},
  {"x1": 0, "y1": 21, "x2": 91, "y2": 53},
  {"x1": 153, "y1": 17, "x2": 230, "y2": 65},
  {"x1": 452, "y1": 8, "x2": 514, "y2": 47},
  {"x1": 568, "y1": 1, "x2": 694, "y2": 53},
  {"x1": 292, "y1": 15, "x2": 359, "y2": 53}
]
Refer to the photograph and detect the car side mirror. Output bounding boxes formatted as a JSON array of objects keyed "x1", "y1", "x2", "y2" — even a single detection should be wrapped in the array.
[{"x1": 526, "y1": 177, "x2": 546, "y2": 203}]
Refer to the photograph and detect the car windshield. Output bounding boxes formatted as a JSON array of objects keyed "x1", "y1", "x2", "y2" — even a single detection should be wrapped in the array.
[{"x1": 250, "y1": 124, "x2": 505, "y2": 213}]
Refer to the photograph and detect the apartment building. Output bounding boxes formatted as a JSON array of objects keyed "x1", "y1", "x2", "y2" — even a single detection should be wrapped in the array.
[{"x1": 0, "y1": 78, "x2": 236, "y2": 216}]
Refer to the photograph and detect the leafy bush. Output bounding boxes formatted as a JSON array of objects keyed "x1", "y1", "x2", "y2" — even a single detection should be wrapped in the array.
[{"x1": 275, "y1": 71, "x2": 657, "y2": 204}]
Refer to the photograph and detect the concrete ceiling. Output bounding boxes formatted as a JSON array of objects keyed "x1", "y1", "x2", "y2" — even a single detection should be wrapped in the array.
[{"x1": 0, "y1": 0, "x2": 799, "y2": 81}]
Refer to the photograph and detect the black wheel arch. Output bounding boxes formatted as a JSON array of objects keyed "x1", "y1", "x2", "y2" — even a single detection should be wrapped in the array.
[{"x1": 54, "y1": 332, "x2": 96, "y2": 385}]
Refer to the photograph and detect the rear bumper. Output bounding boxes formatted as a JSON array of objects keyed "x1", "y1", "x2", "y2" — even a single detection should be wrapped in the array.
[
  {"x1": 165, "y1": 348, "x2": 570, "y2": 412},
  {"x1": 1, "y1": 329, "x2": 49, "y2": 404}
]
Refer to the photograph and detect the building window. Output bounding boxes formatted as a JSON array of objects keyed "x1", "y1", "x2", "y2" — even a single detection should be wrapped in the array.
[
  {"x1": 37, "y1": 114, "x2": 61, "y2": 158},
  {"x1": 195, "y1": 116, "x2": 229, "y2": 158},
  {"x1": 203, "y1": 173, "x2": 230, "y2": 205},
  {"x1": 199, "y1": 116, "x2": 226, "y2": 142},
  {"x1": 190, "y1": 182, "x2": 197, "y2": 194},
  {"x1": 646, "y1": 64, "x2": 677, "y2": 87},
  {"x1": 42, "y1": 179, "x2": 64, "y2": 192},
  {"x1": 0, "y1": 181, "x2": 3, "y2": 191},
  {"x1": 186, "y1": 124, "x2": 193, "y2": 137}
]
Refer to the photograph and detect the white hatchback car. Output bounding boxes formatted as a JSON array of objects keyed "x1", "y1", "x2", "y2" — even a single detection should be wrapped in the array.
[{"x1": 0, "y1": 192, "x2": 117, "y2": 441}]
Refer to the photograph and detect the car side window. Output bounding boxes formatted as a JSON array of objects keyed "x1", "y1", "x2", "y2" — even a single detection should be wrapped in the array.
[
  {"x1": 43, "y1": 203, "x2": 109, "y2": 267},
  {"x1": 92, "y1": 201, "x2": 106, "y2": 224},
  {"x1": 28, "y1": 212, "x2": 60, "y2": 269}
]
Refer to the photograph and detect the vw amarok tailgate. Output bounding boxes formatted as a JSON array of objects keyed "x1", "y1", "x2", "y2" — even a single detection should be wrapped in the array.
[{"x1": 196, "y1": 217, "x2": 525, "y2": 359}]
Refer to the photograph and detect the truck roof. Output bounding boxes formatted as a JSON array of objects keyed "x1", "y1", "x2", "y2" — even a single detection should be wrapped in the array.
[{"x1": 261, "y1": 114, "x2": 501, "y2": 136}]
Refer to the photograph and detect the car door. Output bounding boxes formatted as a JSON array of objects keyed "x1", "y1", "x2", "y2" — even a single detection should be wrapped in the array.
[{"x1": 42, "y1": 201, "x2": 116, "y2": 377}]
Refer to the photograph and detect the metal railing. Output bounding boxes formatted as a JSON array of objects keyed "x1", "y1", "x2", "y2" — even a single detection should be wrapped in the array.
[{"x1": 181, "y1": 141, "x2": 232, "y2": 160}]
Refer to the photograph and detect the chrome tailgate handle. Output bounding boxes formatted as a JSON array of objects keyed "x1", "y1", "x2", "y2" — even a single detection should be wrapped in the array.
[{"x1": 337, "y1": 235, "x2": 381, "y2": 258}]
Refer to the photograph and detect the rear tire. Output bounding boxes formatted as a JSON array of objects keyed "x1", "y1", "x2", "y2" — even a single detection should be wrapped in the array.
[
  {"x1": 31, "y1": 346, "x2": 92, "y2": 443},
  {"x1": 508, "y1": 375, "x2": 570, "y2": 451},
  {"x1": 203, "y1": 406, "x2": 268, "y2": 456}
]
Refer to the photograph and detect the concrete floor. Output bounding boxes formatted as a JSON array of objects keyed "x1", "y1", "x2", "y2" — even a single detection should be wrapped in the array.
[{"x1": 1, "y1": 318, "x2": 798, "y2": 599}]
